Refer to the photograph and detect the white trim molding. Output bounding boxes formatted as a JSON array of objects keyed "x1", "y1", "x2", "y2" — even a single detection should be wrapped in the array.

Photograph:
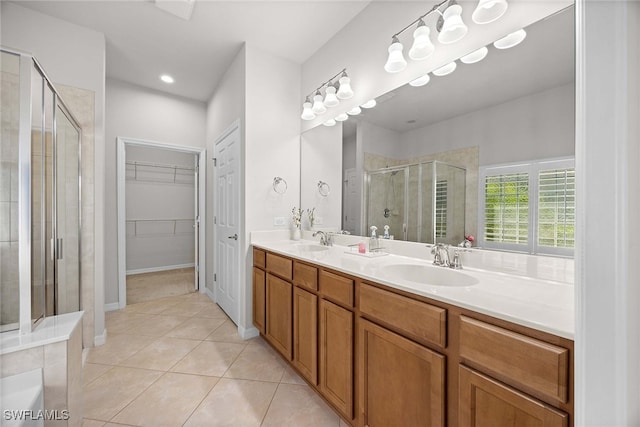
[{"x1": 126, "y1": 263, "x2": 195, "y2": 276}]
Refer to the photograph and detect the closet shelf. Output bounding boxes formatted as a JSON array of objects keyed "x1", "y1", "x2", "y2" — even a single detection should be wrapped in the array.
[
  {"x1": 125, "y1": 160, "x2": 195, "y2": 184},
  {"x1": 126, "y1": 218, "x2": 194, "y2": 237}
]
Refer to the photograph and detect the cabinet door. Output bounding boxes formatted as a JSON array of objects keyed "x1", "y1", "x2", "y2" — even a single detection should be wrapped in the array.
[
  {"x1": 266, "y1": 273, "x2": 292, "y2": 360},
  {"x1": 358, "y1": 319, "x2": 445, "y2": 427},
  {"x1": 252, "y1": 267, "x2": 266, "y2": 334},
  {"x1": 319, "y1": 299, "x2": 353, "y2": 420},
  {"x1": 293, "y1": 286, "x2": 318, "y2": 384},
  {"x1": 459, "y1": 366, "x2": 568, "y2": 427}
]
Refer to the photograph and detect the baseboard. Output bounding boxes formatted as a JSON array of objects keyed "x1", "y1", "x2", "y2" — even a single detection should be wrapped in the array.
[
  {"x1": 94, "y1": 328, "x2": 107, "y2": 347},
  {"x1": 104, "y1": 302, "x2": 120, "y2": 312},
  {"x1": 126, "y1": 263, "x2": 195, "y2": 275},
  {"x1": 239, "y1": 325, "x2": 259, "y2": 340},
  {"x1": 204, "y1": 287, "x2": 215, "y2": 302}
]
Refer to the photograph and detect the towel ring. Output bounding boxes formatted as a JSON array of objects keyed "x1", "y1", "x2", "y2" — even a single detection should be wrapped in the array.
[
  {"x1": 273, "y1": 177, "x2": 287, "y2": 194},
  {"x1": 318, "y1": 181, "x2": 330, "y2": 197}
]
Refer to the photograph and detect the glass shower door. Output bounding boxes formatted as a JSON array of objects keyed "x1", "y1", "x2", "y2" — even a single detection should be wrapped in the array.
[{"x1": 54, "y1": 105, "x2": 80, "y2": 314}]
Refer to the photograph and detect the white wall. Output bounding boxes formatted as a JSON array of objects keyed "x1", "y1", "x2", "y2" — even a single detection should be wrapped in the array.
[
  {"x1": 1, "y1": 2, "x2": 106, "y2": 346},
  {"x1": 242, "y1": 45, "x2": 300, "y2": 335},
  {"x1": 399, "y1": 83, "x2": 575, "y2": 165},
  {"x1": 205, "y1": 45, "x2": 246, "y2": 295},
  {"x1": 105, "y1": 78, "x2": 206, "y2": 304},
  {"x1": 359, "y1": 121, "x2": 402, "y2": 161},
  {"x1": 301, "y1": 124, "x2": 342, "y2": 230}
]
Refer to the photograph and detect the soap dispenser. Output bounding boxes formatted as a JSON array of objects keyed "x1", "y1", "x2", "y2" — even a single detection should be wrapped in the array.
[
  {"x1": 369, "y1": 226, "x2": 379, "y2": 251},
  {"x1": 383, "y1": 225, "x2": 390, "y2": 239}
]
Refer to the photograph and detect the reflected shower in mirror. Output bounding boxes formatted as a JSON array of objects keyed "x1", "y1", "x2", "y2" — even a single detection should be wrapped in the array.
[{"x1": 300, "y1": 5, "x2": 575, "y2": 246}]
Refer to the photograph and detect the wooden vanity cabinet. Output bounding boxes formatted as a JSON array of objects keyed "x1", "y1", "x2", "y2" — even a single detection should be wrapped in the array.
[
  {"x1": 252, "y1": 266, "x2": 266, "y2": 334},
  {"x1": 293, "y1": 283, "x2": 318, "y2": 384},
  {"x1": 265, "y1": 273, "x2": 292, "y2": 360}
]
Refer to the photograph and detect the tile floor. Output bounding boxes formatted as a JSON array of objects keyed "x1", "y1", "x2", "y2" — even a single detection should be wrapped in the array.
[
  {"x1": 126, "y1": 268, "x2": 195, "y2": 305},
  {"x1": 83, "y1": 292, "x2": 347, "y2": 427}
]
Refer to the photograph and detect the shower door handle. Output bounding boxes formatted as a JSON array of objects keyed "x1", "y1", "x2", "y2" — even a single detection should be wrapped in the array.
[{"x1": 51, "y1": 238, "x2": 63, "y2": 260}]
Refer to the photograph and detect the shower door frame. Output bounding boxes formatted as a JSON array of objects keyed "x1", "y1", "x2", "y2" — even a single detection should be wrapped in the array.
[{"x1": 116, "y1": 137, "x2": 207, "y2": 309}]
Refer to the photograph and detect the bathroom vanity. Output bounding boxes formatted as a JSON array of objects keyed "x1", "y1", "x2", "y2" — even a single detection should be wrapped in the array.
[{"x1": 252, "y1": 240, "x2": 573, "y2": 427}]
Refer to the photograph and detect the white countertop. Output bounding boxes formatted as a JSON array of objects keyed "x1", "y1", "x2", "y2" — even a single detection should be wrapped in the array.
[
  {"x1": 0, "y1": 311, "x2": 84, "y2": 355},
  {"x1": 252, "y1": 238, "x2": 574, "y2": 340}
]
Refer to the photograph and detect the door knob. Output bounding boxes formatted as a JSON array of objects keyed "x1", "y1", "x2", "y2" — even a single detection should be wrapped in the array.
[{"x1": 228, "y1": 234, "x2": 238, "y2": 240}]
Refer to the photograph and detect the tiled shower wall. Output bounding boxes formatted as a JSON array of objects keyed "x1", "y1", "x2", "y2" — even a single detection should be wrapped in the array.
[{"x1": 1, "y1": 66, "x2": 20, "y2": 328}]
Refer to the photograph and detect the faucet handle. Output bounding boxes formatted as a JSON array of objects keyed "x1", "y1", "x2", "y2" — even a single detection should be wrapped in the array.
[{"x1": 450, "y1": 249, "x2": 463, "y2": 269}]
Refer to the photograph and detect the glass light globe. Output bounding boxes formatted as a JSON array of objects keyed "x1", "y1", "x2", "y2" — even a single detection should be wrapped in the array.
[
  {"x1": 337, "y1": 76, "x2": 354, "y2": 99},
  {"x1": 409, "y1": 22, "x2": 435, "y2": 61},
  {"x1": 335, "y1": 113, "x2": 349, "y2": 122},
  {"x1": 347, "y1": 106, "x2": 362, "y2": 116},
  {"x1": 460, "y1": 46, "x2": 488, "y2": 64},
  {"x1": 384, "y1": 38, "x2": 407, "y2": 73},
  {"x1": 472, "y1": 0, "x2": 508, "y2": 24},
  {"x1": 324, "y1": 84, "x2": 339, "y2": 107},
  {"x1": 432, "y1": 61, "x2": 457, "y2": 76},
  {"x1": 409, "y1": 74, "x2": 431, "y2": 87},
  {"x1": 323, "y1": 119, "x2": 336, "y2": 127},
  {"x1": 438, "y1": 5, "x2": 468, "y2": 44},
  {"x1": 311, "y1": 92, "x2": 327, "y2": 114},
  {"x1": 494, "y1": 29, "x2": 527, "y2": 49},
  {"x1": 361, "y1": 99, "x2": 377, "y2": 109},
  {"x1": 301, "y1": 101, "x2": 315, "y2": 120}
]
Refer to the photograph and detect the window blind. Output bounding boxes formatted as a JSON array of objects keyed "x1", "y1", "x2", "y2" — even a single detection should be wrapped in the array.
[
  {"x1": 484, "y1": 173, "x2": 529, "y2": 244},
  {"x1": 435, "y1": 180, "x2": 447, "y2": 238},
  {"x1": 537, "y1": 168, "x2": 575, "y2": 248}
]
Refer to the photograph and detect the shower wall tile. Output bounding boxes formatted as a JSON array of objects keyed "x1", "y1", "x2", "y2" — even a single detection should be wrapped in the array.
[{"x1": 0, "y1": 201, "x2": 10, "y2": 242}]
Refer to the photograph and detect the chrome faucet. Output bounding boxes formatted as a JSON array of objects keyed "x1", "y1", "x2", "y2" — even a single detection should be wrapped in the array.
[
  {"x1": 313, "y1": 231, "x2": 333, "y2": 246},
  {"x1": 430, "y1": 243, "x2": 451, "y2": 267}
]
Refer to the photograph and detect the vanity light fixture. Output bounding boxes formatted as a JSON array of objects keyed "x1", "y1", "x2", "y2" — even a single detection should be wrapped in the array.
[
  {"x1": 361, "y1": 99, "x2": 377, "y2": 109},
  {"x1": 409, "y1": 74, "x2": 431, "y2": 87},
  {"x1": 460, "y1": 46, "x2": 489, "y2": 64},
  {"x1": 494, "y1": 28, "x2": 527, "y2": 49},
  {"x1": 409, "y1": 20, "x2": 435, "y2": 61},
  {"x1": 335, "y1": 113, "x2": 349, "y2": 122},
  {"x1": 300, "y1": 96, "x2": 316, "y2": 120},
  {"x1": 472, "y1": 0, "x2": 508, "y2": 24},
  {"x1": 432, "y1": 61, "x2": 457, "y2": 76},
  {"x1": 160, "y1": 74, "x2": 175, "y2": 84},
  {"x1": 347, "y1": 106, "x2": 362, "y2": 116},
  {"x1": 384, "y1": 36, "x2": 408, "y2": 73},
  {"x1": 301, "y1": 68, "x2": 354, "y2": 121},
  {"x1": 323, "y1": 119, "x2": 337, "y2": 127},
  {"x1": 436, "y1": 2, "x2": 468, "y2": 44}
]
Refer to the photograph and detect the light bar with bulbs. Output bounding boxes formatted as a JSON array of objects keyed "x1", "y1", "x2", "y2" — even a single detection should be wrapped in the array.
[{"x1": 300, "y1": 68, "x2": 354, "y2": 121}]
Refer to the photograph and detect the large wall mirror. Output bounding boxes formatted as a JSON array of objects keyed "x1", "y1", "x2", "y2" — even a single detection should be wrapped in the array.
[{"x1": 301, "y1": 4, "x2": 575, "y2": 252}]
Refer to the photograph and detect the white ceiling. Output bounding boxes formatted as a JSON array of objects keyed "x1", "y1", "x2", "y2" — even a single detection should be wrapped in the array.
[
  {"x1": 344, "y1": 5, "x2": 575, "y2": 136},
  {"x1": 12, "y1": 0, "x2": 371, "y2": 102}
]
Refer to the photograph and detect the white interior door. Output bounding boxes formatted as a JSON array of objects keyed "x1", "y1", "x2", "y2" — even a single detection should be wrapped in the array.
[
  {"x1": 193, "y1": 155, "x2": 199, "y2": 291},
  {"x1": 214, "y1": 125, "x2": 240, "y2": 324}
]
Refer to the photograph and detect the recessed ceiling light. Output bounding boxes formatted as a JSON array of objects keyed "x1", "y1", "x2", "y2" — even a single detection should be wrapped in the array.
[{"x1": 160, "y1": 74, "x2": 175, "y2": 84}]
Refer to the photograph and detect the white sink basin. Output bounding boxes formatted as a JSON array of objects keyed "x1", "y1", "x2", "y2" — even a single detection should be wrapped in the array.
[
  {"x1": 296, "y1": 244, "x2": 330, "y2": 253},
  {"x1": 379, "y1": 264, "x2": 479, "y2": 287}
]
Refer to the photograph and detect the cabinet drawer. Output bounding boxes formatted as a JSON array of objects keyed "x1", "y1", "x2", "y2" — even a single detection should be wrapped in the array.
[
  {"x1": 294, "y1": 261, "x2": 318, "y2": 292},
  {"x1": 360, "y1": 283, "x2": 446, "y2": 349},
  {"x1": 266, "y1": 253, "x2": 293, "y2": 280},
  {"x1": 319, "y1": 270, "x2": 354, "y2": 307},
  {"x1": 253, "y1": 248, "x2": 266, "y2": 269},
  {"x1": 459, "y1": 316, "x2": 569, "y2": 403}
]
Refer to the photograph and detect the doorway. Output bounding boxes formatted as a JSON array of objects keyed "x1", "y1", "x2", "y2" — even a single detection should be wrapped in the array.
[{"x1": 116, "y1": 138, "x2": 206, "y2": 309}]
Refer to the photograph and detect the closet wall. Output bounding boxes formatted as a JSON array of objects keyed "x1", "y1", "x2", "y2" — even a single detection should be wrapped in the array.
[{"x1": 125, "y1": 146, "x2": 196, "y2": 274}]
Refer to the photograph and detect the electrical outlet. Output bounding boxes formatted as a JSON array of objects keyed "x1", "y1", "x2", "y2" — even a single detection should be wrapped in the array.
[{"x1": 274, "y1": 216, "x2": 286, "y2": 226}]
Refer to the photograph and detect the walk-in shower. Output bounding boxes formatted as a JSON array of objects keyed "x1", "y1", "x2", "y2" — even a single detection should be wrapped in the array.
[
  {"x1": 1, "y1": 48, "x2": 82, "y2": 333},
  {"x1": 366, "y1": 161, "x2": 466, "y2": 245}
]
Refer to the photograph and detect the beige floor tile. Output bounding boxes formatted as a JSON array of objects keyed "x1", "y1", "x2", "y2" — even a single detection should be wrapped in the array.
[
  {"x1": 105, "y1": 311, "x2": 150, "y2": 334},
  {"x1": 224, "y1": 338, "x2": 286, "y2": 382},
  {"x1": 193, "y1": 303, "x2": 229, "y2": 319},
  {"x1": 171, "y1": 340, "x2": 245, "y2": 377},
  {"x1": 103, "y1": 424, "x2": 138, "y2": 427},
  {"x1": 126, "y1": 269, "x2": 194, "y2": 305},
  {"x1": 111, "y1": 372, "x2": 218, "y2": 427},
  {"x1": 82, "y1": 363, "x2": 113, "y2": 386},
  {"x1": 281, "y1": 365, "x2": 308, "y2": 385},
  {"x1": 124, "y1": 314, "x2": 189, "y2": 336},
  {"x1": 81, "y1": 419, "x2": 105, "y2": 427},
  {"x1": 158, "y1": 301, "x2": 212, "y2": 317},
  {"x1": 164, "y1": 317, "x2": 227, "y2": 340},
  {"x1": 83, "y1": 366, "x2": 163, "y2": 421},
  {"x1": 124, "y1": 298, "x2": 178, "y2": 315},
  {"x1": 261, "y1": 383, "x2": 340, "y2": 427},
  {"x1": 204, "y1": 320, "x2": 245, "y2": 343},
  {"x1": 86, "y1": 333, "x2": 156, "y2": 365},
  {"x1": 184, "y1": 378, "x2": 277, "y2": 427},
  {"x1": 118, "y1": 337, "x2": 200, "y2": 371},
  {"x1": 339, "y1": 418, "x2": 351, "y2": 427}
]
